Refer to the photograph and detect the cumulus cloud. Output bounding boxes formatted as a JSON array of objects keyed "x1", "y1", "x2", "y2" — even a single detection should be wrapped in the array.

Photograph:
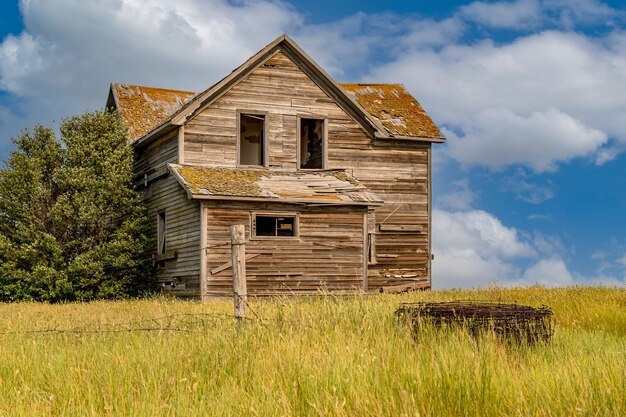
[
  {"x1": 521, "y1": 258, "x2": 624, "y2": 286},
  {"x1": 448, "y1": 107, "x2": 607, "y2": 172},
  {"x1": 433, "y1": 208, "x2": 624, "y2": 288},
  {"x1": 521, "y1": 258, "x2": 573, "y2": 285},
  {"x1": 371, "y1": 30, "x2": 626, "y2": 172},
  {"x1": 459, "y1": 0, "x2": 619, "y2": 30},
  {"x1": 432, "y1": 209, "x2": 536, "y2": 288},
  {"x1": 460, "y1": 0, "x2": 542, "y2": 29}
]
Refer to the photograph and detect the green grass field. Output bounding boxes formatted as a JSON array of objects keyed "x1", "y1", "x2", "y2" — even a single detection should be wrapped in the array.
[{"x1": 0, "y1": 286, "x2": 625, "y2": 416}]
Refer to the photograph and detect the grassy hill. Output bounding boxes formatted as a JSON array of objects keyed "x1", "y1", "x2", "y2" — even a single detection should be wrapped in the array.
[{"x1": 1, "y1": 286, "x2": 624, "y2": 416}]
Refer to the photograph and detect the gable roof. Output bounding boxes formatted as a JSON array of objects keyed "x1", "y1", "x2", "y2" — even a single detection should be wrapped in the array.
[
  {"x1": 168, "y1": 164, "x2": 383, "y2": 206},
  {"x1": 108, "y1": 34, "x2": 445, "y2": 145},
  {"x1": 107, "y1": 84, "x2": 195, "y2": 142}
]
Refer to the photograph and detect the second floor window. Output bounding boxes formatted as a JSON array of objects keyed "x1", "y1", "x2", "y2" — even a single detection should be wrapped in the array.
[
  {"x1": 299, "y1": 118, "x2": 324, "y2": 169},
  {"x1": 239, "y1": 113, "x2": 265, "y2": 166}
]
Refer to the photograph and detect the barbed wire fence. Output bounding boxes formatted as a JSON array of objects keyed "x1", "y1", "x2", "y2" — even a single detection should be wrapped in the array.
[{"x1": 0, "y1": 294, "x2": 321, "y2": 336}]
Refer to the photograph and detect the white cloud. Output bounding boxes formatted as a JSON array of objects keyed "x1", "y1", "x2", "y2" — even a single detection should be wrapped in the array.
[
  {"x1": 458, "y1": 0, "x2": 618, "y2": 30},
  {"x1": 460, "y1": 0, "x2": 542, "y2": 29},
  {"x1": 448, "y1": 107, "x2": 607, "y2": 172},
  {"x1": 619, "y1": 253, "x2": 626, "y2": 268},
  {"x1": 371, "y1": 30, "x2": 626, "y2": 171},
  {"x1": 521, "y1": 257, "x2": 624, "y2": 287},
  {"x1": 532, "y1": 232, "x2": 565, "y2": 256},
  {"x1": 521, "y1": 258, "x2": 573, "y2": 285},
  {"x1": 433, "y1": 208, "x2": 624, "y2": 289},
  {"x1": 398, "y1": 18, "x2": 465, "y2": 50},
  {"x1": 545, "y1": 0, "x2": 619, "y2": 27},
  {"x1": 432, "y1": 209, "x2": 536, "y2": 288}
]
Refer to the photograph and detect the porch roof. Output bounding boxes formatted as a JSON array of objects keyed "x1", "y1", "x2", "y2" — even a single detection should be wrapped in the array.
[{"x1": 168, "y1": 164, "x2": 383, "y2": 206}]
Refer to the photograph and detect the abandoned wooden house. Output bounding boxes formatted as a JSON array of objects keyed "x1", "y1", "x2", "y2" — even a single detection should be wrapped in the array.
[{"x1": 105, "y1": 34, "x2": 445, "y2": 298}]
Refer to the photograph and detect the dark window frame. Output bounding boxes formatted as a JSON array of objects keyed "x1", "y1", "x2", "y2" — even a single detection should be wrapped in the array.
[
  {"x1": 297, "y1": 115, "x2": 327, "y2": 170},
  {"x1": 237, "y1": 110, "x2": 269, "y2": 167},
  {"x1": 250, "y1": 212, "x2": 299, "y2": 240}
]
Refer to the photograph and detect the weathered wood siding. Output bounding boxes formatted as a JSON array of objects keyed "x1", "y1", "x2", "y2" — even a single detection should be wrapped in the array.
[
  {"x1": 182, "y1": 50, "x2": 431, "y2": 292},
  {"x1": 133, "y1": 131, "x2": 178, "y2": 176},
  {"x1": 133, "y1": 131, "x2": 201, "y2": 296},
  {"x1": 204, "y1": 202, "x2": 365, "y2": 297},
  {"x1": 344, "y1": 142, "x2": 431, "y2": 290}
]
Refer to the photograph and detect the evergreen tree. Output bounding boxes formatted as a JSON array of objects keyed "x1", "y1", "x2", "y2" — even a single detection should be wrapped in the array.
[{"x1": 0, "y1": 111, "x2": 151, "y2": 301}]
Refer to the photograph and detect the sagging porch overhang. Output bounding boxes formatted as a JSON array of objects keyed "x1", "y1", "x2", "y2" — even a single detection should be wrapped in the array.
[{"x1": 168, "y1": 164, "x2": 383, "y2": 207}]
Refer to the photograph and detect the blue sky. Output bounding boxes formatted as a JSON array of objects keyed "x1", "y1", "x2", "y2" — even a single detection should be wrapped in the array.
[{"x1": 1, "y1": 0, "x2": 625, "y2": 288}]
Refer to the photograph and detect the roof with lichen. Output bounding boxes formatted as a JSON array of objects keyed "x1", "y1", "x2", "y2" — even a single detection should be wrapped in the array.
[
  {"x1": 110, "y1": 83, "x2": 196, "y2": 142},
  {"x1": 168, "y1": 164, "x2": 383, "y2": 205},
  {"x1": 109, "y1": 81, "x2": 443, "y2": 143},
  {"x1": 341, "y1": 84, "x2": 443, "y2": 139}
]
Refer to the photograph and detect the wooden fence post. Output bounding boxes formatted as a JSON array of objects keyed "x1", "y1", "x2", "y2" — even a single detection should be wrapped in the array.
[{"x1": 230, "y1": 224, "x2": 247, "y2": 320}]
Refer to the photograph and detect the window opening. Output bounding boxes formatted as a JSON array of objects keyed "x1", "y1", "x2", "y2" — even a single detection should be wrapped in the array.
[
  {"x1": 239, "y1": 113, "x2": 265, "y2": 165},
  {"x1": 299, "y1": 118, "x2": 324, "y2": 169},
  {"x1": 157, "y1": 211, "x2": 167, "y2": 254},
  {"x1": 254, "y1": 215, "x2": 296, "y2": 237}
]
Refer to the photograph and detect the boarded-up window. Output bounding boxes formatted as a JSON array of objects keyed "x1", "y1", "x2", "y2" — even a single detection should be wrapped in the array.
[
  {"x1": 157, "y1": 211, "x2": 166, "y2": 254},
  {"x1": 253, "y1": 214, "x2": 297, "y2": 237},
  {"x1": 239, "y1": 113, "x2": 265, "y2": 165},
  {"x1": 299, "y1": 118, "x2": 324, "y2": 169}
]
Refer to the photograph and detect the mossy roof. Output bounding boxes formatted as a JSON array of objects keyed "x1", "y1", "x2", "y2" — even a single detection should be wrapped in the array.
[
  {"x1": 110, "y1": 82, "x2": 443, "y2": 143},
  {"x1": 341, "y1": 83, "x2": 443, "y2": 139},
  {"x1": 111, "y1": 83, "x2": 196, "y2": 143},
  {"x1": 168, "y1": 164, "x2": 383, "y2": 205}
]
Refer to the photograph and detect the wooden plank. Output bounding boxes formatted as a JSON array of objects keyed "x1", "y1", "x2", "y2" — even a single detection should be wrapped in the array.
[
  {"x1": 210, "y1": 253, "x2": 262, "y2": 275},
  {"x1": 379, "y1": 224, "x2": 423, "y2": 232}
]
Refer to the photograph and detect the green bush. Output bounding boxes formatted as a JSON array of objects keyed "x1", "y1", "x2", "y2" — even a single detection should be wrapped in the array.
[{"x1": 0, "y1": 111, "x2": 152, "y2": 301}]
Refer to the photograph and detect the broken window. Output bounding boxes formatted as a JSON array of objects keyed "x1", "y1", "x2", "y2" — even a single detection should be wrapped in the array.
[
  {"x1": 239, "y1": 113, "x2": 265, "y2": 166},
  {"x1": 299, "y1": 118, "x2": 324, "y2": 169},
  {"x1": 253, "y1": 214, "x2": 297, "y2": 238},
  {"x1": 157, "y1": 211, "x2": 167, "y2": 254}
]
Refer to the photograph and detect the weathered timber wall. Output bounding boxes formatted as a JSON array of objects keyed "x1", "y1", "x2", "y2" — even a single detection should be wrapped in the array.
[
  {"x1": 331, "y1": 138, "x2": 431, "y2": 290},
  {"x1": 134, "y1": 131, "x2": 201, "y2": 296},
  {"x1": 204, "y1": 202, "x2": 366, "y2": 297},
  {"x1": 182, "y1": 50, "x2": 431, "y2": 292},
  {"x1": 133, "y1": 131, "x2": 177, "y2": 176}
]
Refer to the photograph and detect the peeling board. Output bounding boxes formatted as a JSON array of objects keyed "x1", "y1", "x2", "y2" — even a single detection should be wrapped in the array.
[{"x1": 379, "y1": 224, "x2": 422, "y2": 232}]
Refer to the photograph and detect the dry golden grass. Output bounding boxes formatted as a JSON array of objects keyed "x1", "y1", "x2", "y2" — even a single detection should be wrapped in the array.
[{"x1": 0, "y1": 286, "x2": 624, "y2": 416}]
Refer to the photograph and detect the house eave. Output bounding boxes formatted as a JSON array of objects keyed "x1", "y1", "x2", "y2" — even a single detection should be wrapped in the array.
[
  {"x1": 132, "y1": 121, "x2": 178, "y2": 148},
  {"x1": 376, "y1": 134, "x2": 446, "y2": 143},
  {"x1": 187, "y1": 194, "x2": 383, "y2": 207}
]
